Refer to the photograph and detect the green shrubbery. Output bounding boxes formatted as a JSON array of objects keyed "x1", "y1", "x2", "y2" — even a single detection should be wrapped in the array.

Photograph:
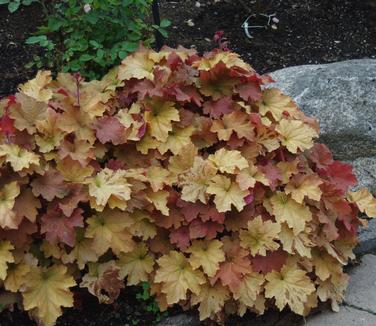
[{"x1": 25, "y1": 0, "x2": 170, "y2": 79}]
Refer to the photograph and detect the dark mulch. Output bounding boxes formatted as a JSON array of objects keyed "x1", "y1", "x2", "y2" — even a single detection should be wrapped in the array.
[
  {"x1": 160, "y1": 0, "x2": 376, "y2": 73},
  {"x1": 0, "y1": 3, "x2": 44, "y2": 97}
]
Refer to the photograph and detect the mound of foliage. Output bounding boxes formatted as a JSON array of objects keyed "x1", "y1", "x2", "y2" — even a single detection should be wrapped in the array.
[{"x1": 0, "y1": 46, "x2": 375, "y2": 326}]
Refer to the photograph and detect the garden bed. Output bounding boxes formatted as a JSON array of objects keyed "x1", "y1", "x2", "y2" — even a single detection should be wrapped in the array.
[{"x1": 1, "y1": 0, "x2": 375, "y2": 96}]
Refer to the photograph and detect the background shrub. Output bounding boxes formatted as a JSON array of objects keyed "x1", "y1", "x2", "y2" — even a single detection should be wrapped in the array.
[
  {"x1": 0, "y1": 47, "x2": 375, "y2": 326},
  {"x1": 25, "y1": 0, "x2": 170, "y2": 80}
]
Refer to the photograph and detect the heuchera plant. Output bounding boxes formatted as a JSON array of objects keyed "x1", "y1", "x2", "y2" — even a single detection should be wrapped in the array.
[{"x1": 0, "y1": 46, "x2": 375, "y2": 326}]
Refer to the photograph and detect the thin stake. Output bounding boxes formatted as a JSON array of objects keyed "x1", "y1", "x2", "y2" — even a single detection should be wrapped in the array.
[{"x1": 152, "y1": 0, "x2": 164, "y2": 50}]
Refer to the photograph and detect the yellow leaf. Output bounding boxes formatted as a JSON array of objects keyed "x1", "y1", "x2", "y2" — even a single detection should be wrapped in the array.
[
  {"x1": 118, "y1": 242, "x2": 154, "y2": 285},
  {"x1": 35, "y1": 109, "x2": 65, "y2": 153},
  {"x1": 233, "y1": 273, "x2": 264, "y2": 308},
  {"x1": 88, "y1": 168, "x2": 132, "y2": 211},
  {"x1": 0, "y1": 144, "x2": 39, "y2": 171},
  {"x1": 10, "y1": 93, "x2": 48, "y2": 133},
  {"x1": 0, "y1": 241, "x2": 14, "y2": 280},
  {"x1": 80, "y1": 261, "x2": 124, "y2": 304},
  {"x1": 285, "y1": 175, "x2": 323, "y2": 204},
  {"x1": 347, "y1": 188, "x2": 376, "y2": 217},
  {"x1": 193, "y1": 51, "x2": 251, "y2": 71},
  {"x1": 129, "y1": 209, "x2": 157, "y2": 240},
  {"x1": 180, "y1": 157, "x2": 217, "y2": 204},
  {"x1": 136, "y1": 131, "x2": 160, "y2": 154},
  {"x1": 279, "y1": 223, "x2": 313, "y2": 258},
  {"x1": 265, "y1": 263, "x2": 315, "y2": 315},
  {"x1": 191, "y1": 283, "x2": 230, "y2": 320},
  {"x1": 276, "y1": 159, "x2": 299, "y2": 184},
  {"x1": 147, "y1": 166, "x2": 172, "y2": 192},
  {"x1": 4, "y1": 263, "x2": 30, "y2": 292},
  {"x1": 56, "y1": 157, "x2": 94, "y2": 183},
  {"x1": 13, "y1": 188, "x2": 41, "y2": 223},
  {"x1": 22, "y1": 265, "x2": 76, "y2": 326},
  {"x1": 168, "y1": 143, "x2": 197, "y2": 176},
  {"x1": 117, "y1": 103, "x2": 145, "y2": 141},
  {"x1": 59, "y1": 106, "x2": 96, "y2": 144},
  {"x1": 146, "y1": 190, "x2": 170, "y2": 216},
  {"x1": 187, "y1": 239, "x2": 225, "y2": 277},
  {"x1": 0, "y1": 182, "x2": 20, "y2": 229},
  {"x1": 85, "y1": 208, "x2": 135, "y2": 255},
  {"x1": 144, "y1": 98, "x2": 180, "y2": 142},
  {"x1": 155, "y1": 251, "x2": 206, "y2": 304},
  {"x1": 268, "y1": 192, "x2": 312, "y2": 235},
  {"x1": 239, "y1": 216, "x2": 281, "y2": 256},
  {"x1": 207, "y1": 175, "x2": 248, "y2": 212},
  {"x1": 257, "y1": 88, "x2": 298, "y2": 121},
  {"x1": 158, "y1": 126, "x2": 194, "y2": 155},
  {"x1": 210, "y1": 110, "x2": 254, "y2": 141},
  {"x1": 311, "y1": 249, "x2": 342, "y2": 281},
  {"x1": 208, "y1": 148, "x2": 249, "y2": 174},
  {"x1": 61, "y1": 234, "x2": 98, "y2": 270},
  {"x1": 317, "y1": 272, "x2": 349, "y2": 312},
  {"x1": 236, "y1": 164, "x2": 269, "y2": 191},
  {"x1": 19, "y1": 70, "x2": 53, "y2": 103},
  {"x1": 276, "y1": 119, "x2": 318, "y2": 154},
  {"x1": 118, "y1": 50, "x2": 156, "y2": 81}
]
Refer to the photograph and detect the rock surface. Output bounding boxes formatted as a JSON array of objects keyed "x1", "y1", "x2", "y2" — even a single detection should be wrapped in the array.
[{"x1": 270, "y1": 59, "x2": 376, "y2": 192}]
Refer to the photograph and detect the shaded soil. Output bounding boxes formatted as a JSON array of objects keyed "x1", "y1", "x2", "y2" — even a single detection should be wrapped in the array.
[
  {"x1": 0, "y1": 3, "x2": 44, "y2": 97},
  {"x1": 160, "y1": 0, "x2": 376, "y2": 73},
  {"x1": 1, "y1": 0, "x2": 376, "y2": 96}
]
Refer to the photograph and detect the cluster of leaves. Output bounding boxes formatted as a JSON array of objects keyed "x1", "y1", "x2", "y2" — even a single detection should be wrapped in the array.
[
  {"x1": 0, "y1": 0, "x2": 36, "y2": 13},
  {"x1": 0, "y1": 46, "x2": 376, "y2": 326},
  {"x1": 25, "y1": 0, "x2": 170, "y2": 80}
]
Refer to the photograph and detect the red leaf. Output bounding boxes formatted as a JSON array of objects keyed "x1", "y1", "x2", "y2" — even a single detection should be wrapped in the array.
[
  {"x1": 318, "y1": 161, "x2": 357, "y2": 193},
  {"x1": 169, "y1": 226, "x2": 190, "y2": 250},
  {"x1": 236, "y1": 81, "x2": 262, "y2": 102},
  {"x1": 307, "y1": 143, "x2": 334, "y2": 169},
  {"x1": 203, "y1": 97, "x2": 234, "y2": 118},
  {"x1": 251, "y1": 249, "x2": 287, "y2": 274},
  {"x1": 189, "y1": 219, "x2": 224, "y2": 240},
  {"x1": 41, "y1": 206, "x2": 84, "y2": 246},
  {"x1": 94, "y1": 116, "x2": 126, "y2": 145}
]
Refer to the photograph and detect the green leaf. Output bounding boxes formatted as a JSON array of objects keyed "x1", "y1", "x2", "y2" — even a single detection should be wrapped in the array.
[
  {"x1": 79, "y1": 54, "x2": 93, "y2": 62},
  {"x1": 0, "y1": 1, "x2": 10, "y2": 5},
  {"x1": 26, "y1": 35, "x2": 47, "y2": 45},
  {"x1": 122, "y1": 41, "x2": 138, "y2": 52},
  {"x1": 160, "y1": 19, "x2": 171, "y2": 28},
  {"x1": 8, "y1": 2, "x2": 20, "y2": 13}
]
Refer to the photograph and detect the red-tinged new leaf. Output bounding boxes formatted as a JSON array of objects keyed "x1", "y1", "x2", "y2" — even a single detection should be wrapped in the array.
[
  {"x1": 41, "y1": 207, "x2": 84, "y2": 246},
  {"x1": 319, "y1": 161, "x2": 357, "y2": 193},
  {"x1": 94, "y1": 116, "x2": 126, "y2": 145},
  {"x1": 31, "y1": 170, "x2": 69, "y2": 201},
  {"x1": 307, "y1": 143, "x2": 334, "y2": 169},
  {"x1": 170, "y1": 226, "x2": 190, "y2": 250},
  {"x1": 236, "y1": 81, "x2": 262, "y2": 102},
  {"x1": 202, "y1": 97, "x2": 234, "y2": 118},
  {"x1": 251, "y1": 249, "x2": 288, "y2": 274}
]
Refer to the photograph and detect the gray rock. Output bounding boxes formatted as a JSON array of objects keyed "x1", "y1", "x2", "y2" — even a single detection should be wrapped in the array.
[
  {"x1": 157, "y1": 314, "x2": 200, "y2": 326},
  {"x1": 306, "y1": 306, "x2": 376, "y2": 326},
  {"x1": 270, "y1": 60, "x2": 376, "y2": 162},
  {"x1": 270, "y1": 60, "x2": 376, "y2": 253},
  {"x1": 345, "y1": 254, "x2": 376, "y2": 313}
]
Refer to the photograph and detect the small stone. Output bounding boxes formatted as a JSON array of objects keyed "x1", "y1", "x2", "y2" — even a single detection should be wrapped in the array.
[
  {"x1": 187, "y1": 19, "x2": 195, "y2": 27},
  {"x1": 204, "y1": 37, "x2": 211, "y2": 42},
  {"x1": 195, "y1": 1, "x2": 201, "y2": 7}
]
